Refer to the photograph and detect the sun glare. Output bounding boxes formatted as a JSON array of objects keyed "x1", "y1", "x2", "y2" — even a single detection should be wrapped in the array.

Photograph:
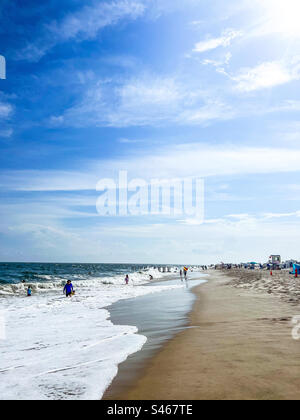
[{"x1": 262, "y1": 0, "x2": 300, "y2": 37}]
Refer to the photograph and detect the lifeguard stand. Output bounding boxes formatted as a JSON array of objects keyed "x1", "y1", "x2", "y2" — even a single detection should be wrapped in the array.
[{"x1": 269, "y1": 255, "x2": 281, "y2": 269}]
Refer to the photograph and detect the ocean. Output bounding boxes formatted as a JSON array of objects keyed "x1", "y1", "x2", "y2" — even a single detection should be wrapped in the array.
[{"x1": 0, "y1": 262, "x2": 200, "y2": 400}]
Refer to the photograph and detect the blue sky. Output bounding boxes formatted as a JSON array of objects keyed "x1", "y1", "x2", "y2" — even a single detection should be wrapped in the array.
[{"x1": 1, "y1": 0, "x2": 300, "y2": 263}]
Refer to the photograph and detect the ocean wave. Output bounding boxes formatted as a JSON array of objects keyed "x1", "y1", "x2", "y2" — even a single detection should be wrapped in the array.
[
  {"x1": 0, "y1": 266, "x2": 177, "y2": 296},
  {"x1": 0, "y1": 278, "x2": 188, "y2": 400}
]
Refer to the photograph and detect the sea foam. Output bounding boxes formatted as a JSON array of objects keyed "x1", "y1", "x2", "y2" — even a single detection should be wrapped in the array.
[{"x1": 0, "y1": 270, "x2": 184, "y2": 400}]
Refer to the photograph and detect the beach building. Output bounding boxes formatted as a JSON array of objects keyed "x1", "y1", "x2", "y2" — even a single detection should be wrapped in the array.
[
  {"x1": 269, "y1": 255, "x2": 281, "y2": 264},
  {"x1": 269, "y1": 255, "x2": 281, "y2": 270}
]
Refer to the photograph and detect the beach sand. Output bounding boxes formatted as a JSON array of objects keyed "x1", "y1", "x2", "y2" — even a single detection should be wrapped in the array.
[
  {"x1": 106, "y1": 270, "x2": 300, "y2": 400},
  {"x1": 103, "y1": 276, "x2": 206, "y2": 399}
]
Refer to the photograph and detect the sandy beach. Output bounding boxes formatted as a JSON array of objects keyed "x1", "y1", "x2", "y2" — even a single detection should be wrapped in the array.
[
  {"x1": 106, "y1": 270, "x2": 300, "y2": 400},
  {"x1": 103, "y1": 275, "x2": 206, "y2": 399}
]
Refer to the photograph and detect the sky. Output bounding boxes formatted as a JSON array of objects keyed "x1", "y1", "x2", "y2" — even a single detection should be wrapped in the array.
[{"x1": 1, "y1": 0, "x2": 300, "y2": 264}]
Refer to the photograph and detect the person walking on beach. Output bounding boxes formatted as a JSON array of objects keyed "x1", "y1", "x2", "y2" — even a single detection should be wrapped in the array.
[
  {"x1": 63, "y1": 280, "x2": 74, "y2": 297},
  {"x1": 125, "y1": 275, "x2": 129, "y2": 285}
]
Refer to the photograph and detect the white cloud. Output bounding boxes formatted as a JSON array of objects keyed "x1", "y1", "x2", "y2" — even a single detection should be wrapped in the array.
[
  {"x1": 0, "y1": 101, "x2": 13, "y2": 119},
  {"x1": 3, "y1": 144, "x2": 300, "y2": 193},
  {"x1": 6, "y1": 200, "x2": 300, "y2": 263},
  {"x1": 118, "y1": 137, "x2": 144, "y2": 144},
  {"x1": 0, "y1": 128, "x2": 13, "y2": 138},
  {"x1": 181, "y1": 210, "x2": 300, "y2": 230},
  {"x1": 233, "y1": 58, "x2": 300, "y2": 92},
  {"x1": 53, "y1": 63, "x2": 300, "y2": 128},
  {"x1": 49, "y1": 115, "x2": 65, "y2": 126},
  {"x1": 0, "y1": 170, "x2": 98, "y2": 192},
  {"x1": 20, "y1": 0, "x2": 146, "y2": 61},
  {"x1": 59, "y1": 74, "x2": 234, "y2": 128},
  {"x1": 263, "y1": 211, "x2": 300, "y2": 219},
  {"x1": 152, "y1": 214, "x2": 300, "y2": 263},
  {"x1": 18, "y1": 0, "x2": 201, "y2": 61},
  {"x1": 4, "y1": 207, "x2": 300, "y2": 264},
  {"x1": 50, "y1": 0, "x2": 145, "y2": 41},
  {"x1": 118, "y1": 76, "x2": 181, "y2": 108},
  {"x1": 226, "y1": 213, "x2": 252, "y2": 220},
  {"x1": 263, "y1": 100, "x2": 300, "y2": 116},
  {"x1": 202, "y1": 52, "x2": 232, "y2": 68},
  {"x1": 113, "y1": 144, "x2": 300, "y2": 181},
  {"x1": 49, "y1": 65, "x2": 300, "y2": 127},
  {"x1": 193, "y1": 29, "x2": 242, "y2": 53}
]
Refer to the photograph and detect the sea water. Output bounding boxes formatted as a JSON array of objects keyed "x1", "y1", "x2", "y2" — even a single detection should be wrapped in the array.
[{"x1": 0, "y1": 263, "x2": 201, "y2": 400}]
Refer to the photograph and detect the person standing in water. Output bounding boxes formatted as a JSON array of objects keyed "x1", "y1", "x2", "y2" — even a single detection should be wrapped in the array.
[
  {"x1": 63, "y1": 280, "x2": 74, "y2": 297},
  {"x1": 180, "y1": 269, "x2": 183, "y2": 281},
  {"x1": 125, "y1": 275, "x2": 129, "y2": 285},
  {"x1": 27, "y1": 286, "x2": 32, "y2": 297}
]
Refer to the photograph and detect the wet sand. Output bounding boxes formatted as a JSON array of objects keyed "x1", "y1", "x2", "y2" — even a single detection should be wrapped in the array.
[
  {"x1": 104, "y1": 275, "x2": 206, "y2": 399},
  {"x1": 109, "y1": 271, "x2": 300, "y2": 400}
]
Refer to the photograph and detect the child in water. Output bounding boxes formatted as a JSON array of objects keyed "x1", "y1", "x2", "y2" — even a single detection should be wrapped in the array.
[
  {"x1": 63, "y1": 280, "x2": 74, "y2": 297},
  {"x1": 125, "y1": 275, "x2": 129, "y2": 285},
  {"x1": 27, "y1": 287, "x2": 32, "y2": 297}
]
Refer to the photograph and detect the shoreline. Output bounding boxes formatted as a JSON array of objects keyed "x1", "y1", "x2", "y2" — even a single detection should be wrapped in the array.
[
  {"x1": 107, "y1": 270, "x2": 300, "y2": 400},
  {"x1": 0, "y1": 267, "x2": 201, "y2": 400},
  {"x1": 103, "y1": 274, "x2": 207, "y2": 400}
]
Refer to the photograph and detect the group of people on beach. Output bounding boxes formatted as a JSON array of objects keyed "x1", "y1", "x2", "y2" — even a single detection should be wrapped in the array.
[
  {"x1": 24, "y1": 268, "x2": 192, "y2": 298},
  {"x1": 180, "y1": 268, "x2": 188, "y2": 281},
  {"x1": 61, "y1": 269, "x2": 187, "y2": 297},
  {"x1": 24, "y1": 275, "x2": 132, "y2": 299},
  {"x1": 62, "y1": 275, "x2": 132, "y2": 298}
]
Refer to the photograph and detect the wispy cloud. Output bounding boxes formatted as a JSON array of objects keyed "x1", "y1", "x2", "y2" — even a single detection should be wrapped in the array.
[
  {"x1": 118, "y1": 137, "x2": 144, "y2": 144},
  {"x1": 263, "y1": 211, "x2": 300, "y2": 219},
  {"x1": 57, "y1": 74, "x2": 234, "y2": 127},
  {"x1": 271, "y1": 121, "x2": 300, "y2": 143},
  {"x1": 202, "y1": 52, "x2": 232, "y2": 69},
  {"x1": 180, "y1": 210, "x2": 300, "y2": 229},
  {"x1": 19, "y1": 0, "x2": 146, "y2": 61},
  {"x1": 0, "y1": 128, "x2": 13, "y2": 138},
  {"x1": 0, "y1": 170, "x2": 98, "y2": 192},
  {"x1": 51, "y1": 0, "x2": 145, "y2": 40},
  {"x1": 2, "y1": 144, "x2": 300, "y2": 193},
  {"x1": 17, "y1": 0, "x2": 201, "y2": 62},
  {"x1": 193, "y1": 29, "x2": 242, "y2": 53},
  {"x1": 0, "y1": 101, "x2": 13, "y2": 119},
  {"x1": 232, "y1": 58, "x2": 300, "y2": 92}
]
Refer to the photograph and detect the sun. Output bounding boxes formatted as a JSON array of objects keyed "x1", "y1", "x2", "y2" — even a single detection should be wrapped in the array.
[{"x1": 261, "y1": 0, "x2": 300, "y2": 37}]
